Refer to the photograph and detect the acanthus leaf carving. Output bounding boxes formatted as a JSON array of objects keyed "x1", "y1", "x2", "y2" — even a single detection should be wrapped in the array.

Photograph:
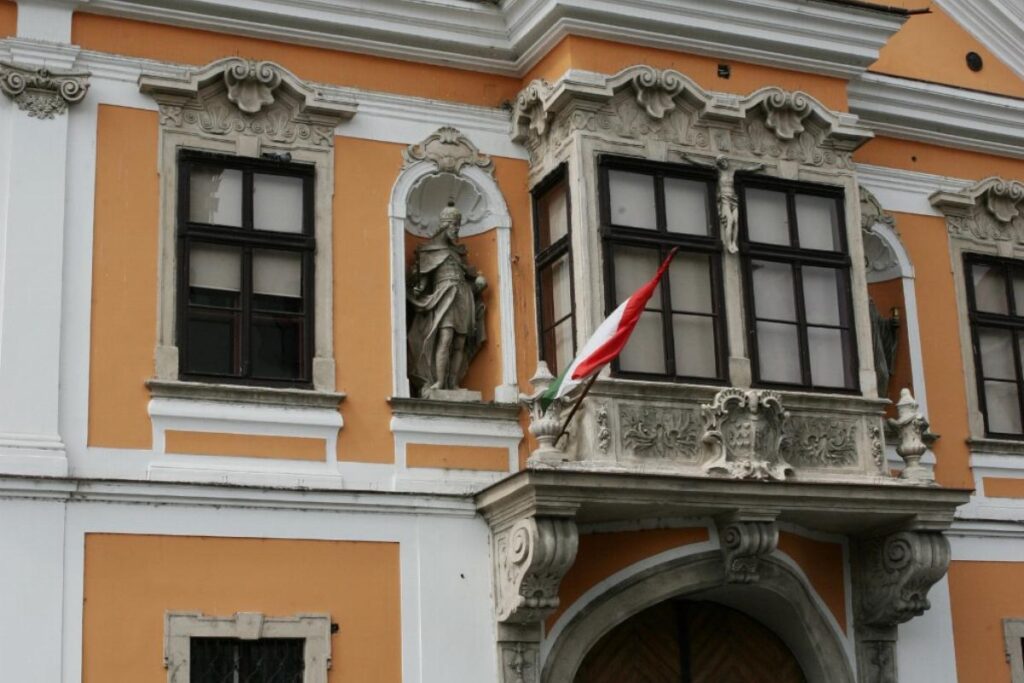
[
  {"x1": 783, "y1": 416, "x2": 858, "y2": 468},
  {"x1": 494, "y1": 516, "x2": 579, "y2": 625},
  {"x1": 718, "y1": 519, "x2": 779, "y2": 584},
  {"x1": 0, "y1": 61, "x2": 90, "y2": 119},
  {"x1": 620, "y1": 404, "x2": 699, "y2": 460},
  {"x1": 701, "y1": 388, "x2": 794, "y2": 481},
  {"x1": 403, "y1": 125, "x2": 494, "y2": 175}
]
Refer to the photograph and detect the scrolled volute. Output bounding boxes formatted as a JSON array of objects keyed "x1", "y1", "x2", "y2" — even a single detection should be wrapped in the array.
[
  {"x1": 495, "y1": 516, "x2": 579, "y2": 624},
  {"x1": 719, "y1": 520, "x2": 779, "y2": 583},
  {"x1": 854, "y1": 531, "x2": 951, "y2": 629},
  {"x1": 0, "y1": 61, "x2": 90, "y2": 119}
]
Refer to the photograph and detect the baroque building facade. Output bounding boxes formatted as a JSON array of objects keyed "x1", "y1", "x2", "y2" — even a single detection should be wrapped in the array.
[{"x1": 0, "y1": 0, "x2": 1022, "y2": 680}]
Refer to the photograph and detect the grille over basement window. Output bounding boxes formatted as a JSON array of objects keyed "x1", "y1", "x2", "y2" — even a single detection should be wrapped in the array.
[{"x1": 190, "y1": 637, "x2": 304, "y2": 682}]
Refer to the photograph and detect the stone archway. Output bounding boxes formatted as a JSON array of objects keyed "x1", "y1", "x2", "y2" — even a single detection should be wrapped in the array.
[{"x1": 542, "y1": 551, "x2": 854, "y2": 683}]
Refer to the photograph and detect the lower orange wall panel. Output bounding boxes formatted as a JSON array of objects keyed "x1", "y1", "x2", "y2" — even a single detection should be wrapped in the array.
[
  {"x1": 777, "y1": 532, "x2": 847, "y2": 632},
  {"x1": 83, "y1": 534, "x2": 401, "y2": 683},
  {"x1": 549, "y1": 527, "x2": 710, "y2": 628},
  {"x1": 165, "y1": 431, "x2": 326, "y2": 460},
  {"x1": 948, "y1": 560, "x2": 1024, "y2": 681},
  {"x1": 0, "y1": 1, "x2": 15, "y2": 37},
  {"x1": 983, "y1": 478, "x2": 1024, "y2": 499},
  {"x1": 88, "y1": 105, "x2": 159, "y2": 449},
  {"x1": 406, "y1": 443, "x2": 508, "y2": 471}
]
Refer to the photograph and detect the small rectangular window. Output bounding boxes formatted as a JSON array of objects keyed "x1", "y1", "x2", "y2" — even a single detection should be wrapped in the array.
[
  {"x1": 965, "y1": 255, "x2": 1024, "y2": 437},
  {"x1": 190, "y1": 637, "x2": 304, "y2": 682},
  {"x1": 599, "y1": 158, "x2": 726, "y2": 383},
  {"x1": 739, "y1": 178, "x2": 856, "y2": 391},
  {"x1": 534, "y1": 168, "x2": 576, "y2": 376},
  {"x1": 177, "y1": 151, "x2": 315, "y2": 386}
]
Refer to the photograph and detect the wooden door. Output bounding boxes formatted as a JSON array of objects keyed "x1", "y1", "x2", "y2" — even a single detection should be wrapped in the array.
[{"x1": 574, "y1": 600, "x2": 806, "y2": 683}]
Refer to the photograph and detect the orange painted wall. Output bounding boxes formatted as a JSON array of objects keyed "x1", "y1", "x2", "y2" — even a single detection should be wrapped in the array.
[
  {"x1": 88, "y1": 106, "x2": 159, "y2": 449},
  {"x1": 888, "y1": 212, "x2": 972, "y2": 488},
  {"x1": 855, "y1": 137, "x2": 1024, "y2": 182},
  {"x1": 406, "y1": 443, "x2": 508, "y2": 471},
  {"x1": 549, "y1": 527, "x2": 710, "y2": 629},
  {"x1": 83, "y1": 534, "x2": 401, "y2": 683},
  {"x1": 0, "y1": 1, "x2": 15, "y2": 37},
  {"x1": 948, "y1": 561, "x2": 1024, "y2": 681},
  {"x1": 983, "y1": 477, "x2": 1024, "y2": 499},
  {"x1": 871, "y1": 6, "x2": 1024, "y2": 99},
  {"x1": 71, "y1": 13, "x2": 520, "y2": 108},
  {"x1": 777, "y1": 532, "x2": 847, "y2": 632},
  {"x1": 526, "y1": 35, "x2": 849, "y2": 111},
  {"x1": 165, "y1": 431, "x2": 326, "y2": 460}
]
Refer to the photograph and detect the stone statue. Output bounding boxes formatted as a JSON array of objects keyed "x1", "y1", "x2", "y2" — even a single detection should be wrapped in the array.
[
  {"x1": 869, "y1": 299, "x2": 900, "y2": 398},
  {"x1": 407, "y1": 201, "x2": 487, "y2": 400}
]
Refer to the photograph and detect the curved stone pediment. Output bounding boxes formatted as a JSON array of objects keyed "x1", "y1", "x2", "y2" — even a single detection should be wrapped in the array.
[{"x1": 931, "y1": 176, "x2": 1024, "y2": 244}]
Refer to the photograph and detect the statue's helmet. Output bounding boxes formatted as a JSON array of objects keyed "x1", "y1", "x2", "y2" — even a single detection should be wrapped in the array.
[{"x1": 440, "y1": 201, "x2": 463, "y2": 227}]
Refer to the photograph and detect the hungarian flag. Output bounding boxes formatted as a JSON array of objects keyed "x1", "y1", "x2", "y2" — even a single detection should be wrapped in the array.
[{"x1": 541, "y1": 248, "x2": 678, "y2": 411}]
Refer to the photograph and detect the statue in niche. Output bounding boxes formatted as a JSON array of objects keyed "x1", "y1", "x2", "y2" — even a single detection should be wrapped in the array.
[
  {"x1": 407, "y1": 202, "x2": 487, "y2": 401},
  {"x1": 869, "y1": 298, "x2": 900, "y2": 398}
]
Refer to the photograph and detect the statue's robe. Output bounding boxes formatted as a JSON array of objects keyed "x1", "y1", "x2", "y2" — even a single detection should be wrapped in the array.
[{"x1": 407, "y1": 237, "x2": 486, "y2": 392}]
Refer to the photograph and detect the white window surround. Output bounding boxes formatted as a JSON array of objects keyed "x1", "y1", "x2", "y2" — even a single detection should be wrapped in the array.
[
  {"x1": 138, "y1": 57, "x2": 356, "y2": 404},
  {"x1": 164, "y1": 611, "x2": 332, "y2": 683},
  {"x1": 1007, "y1": 618, "x2": 1024, "y2": 683}
]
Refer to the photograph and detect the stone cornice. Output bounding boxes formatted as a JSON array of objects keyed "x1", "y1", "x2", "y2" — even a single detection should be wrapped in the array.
[{"x1": 80, "y1": 0, "x2": 905, "y2": 78}]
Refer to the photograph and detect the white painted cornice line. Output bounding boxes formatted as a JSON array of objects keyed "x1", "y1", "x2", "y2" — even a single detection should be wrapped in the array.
[
  {"x1": 855, "y1": 162, "x2": 971, "y2": 216},
  {"x1": 849, "y1": 72, "x2": 1024, "y2": 160},
  {"x1": 79, "y1": 0, "x2": 906, "y2": 79},
  {"x1": 937, "y1": 0, "x2": 1024, "y2": 82}
]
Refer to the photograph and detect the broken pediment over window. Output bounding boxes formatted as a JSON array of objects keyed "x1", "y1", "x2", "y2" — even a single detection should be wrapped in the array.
[
  {"x1": 931, "y1": 176, "x2": 1024, "y2": 244},
  {"x1": 511, "y1": 65, "x2": 872, "y2": 174},
  {"x1": 139, "y1": 57, "x2": 357, "y2": 150}
]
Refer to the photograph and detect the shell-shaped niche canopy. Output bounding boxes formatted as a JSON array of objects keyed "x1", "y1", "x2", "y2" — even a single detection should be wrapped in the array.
[{"x1": 406, "y1": 172, "x2": 489, "y2": 237}]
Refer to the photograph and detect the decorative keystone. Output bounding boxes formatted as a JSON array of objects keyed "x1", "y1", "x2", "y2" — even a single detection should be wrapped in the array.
[
  {"x1": 0, "y1": 62, "x2": 89, "y2": 119},
  {"x1": 223, "y1": 59, "x2": 282, "y2": 114},
  {"x1": 718, "y1": 517, "x2": 779, "y2": 583}
]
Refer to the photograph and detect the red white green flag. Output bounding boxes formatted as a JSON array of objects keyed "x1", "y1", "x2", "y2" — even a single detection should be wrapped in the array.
[{"x1": 541, "y1": 248, "x2": 678, "y2": 411}]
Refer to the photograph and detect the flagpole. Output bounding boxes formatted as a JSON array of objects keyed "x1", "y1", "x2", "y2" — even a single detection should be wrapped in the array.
[{"x1": 554, "y1": 373, "x2": 600, "y2": 445}]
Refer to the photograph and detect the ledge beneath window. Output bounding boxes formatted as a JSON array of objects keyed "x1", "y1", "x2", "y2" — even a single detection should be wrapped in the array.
[
  {"x1": 147, "y1": 379, "x2": 345, "y2": 410},
  {"x1": 968, "y1": 437, "x2": 1024, "y2": 458},
  {"x1": 388, "y1": 396, "x2": 519, "y2": 421}
]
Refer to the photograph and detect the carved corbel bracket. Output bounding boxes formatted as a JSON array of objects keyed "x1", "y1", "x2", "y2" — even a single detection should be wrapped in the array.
[
  {"x1": 494, "y1": 515, "x2": 579, "y2": 625},
  {"x1": 931, "y1": 177, "x2": 1024, "y2": 245},
  {"x1": 0, "y1": 61, "x2": 89, "y2": 119},
  {"x1": 403, "y1": 125, "x2": 494, "y2": 175},
  {"x1": 701, "y1": 388, "x2": 794, "y2": 481},
  {"x1": 716, "y1": 514, "x2": 779, "y2": 583}
]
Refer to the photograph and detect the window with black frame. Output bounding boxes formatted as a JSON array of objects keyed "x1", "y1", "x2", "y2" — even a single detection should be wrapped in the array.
[
  {"x1": 599, "y1": 158, "x2": 726, "y2": 382},
  {"x1": 177, "y1": 151, "x2": 314, "y2": 386},
  {"x1": 190, "y1": 637, "x2": 304, "y2": 682},
  {"x1": 964, "y1": 254, "x2": 1024, "y2": 437},
  {"x1": 738, "y1": 178, "x2": 856, "y2": 391},
  {"x1": 534, "y1": 168, "x2": 575, "y2": 376}
]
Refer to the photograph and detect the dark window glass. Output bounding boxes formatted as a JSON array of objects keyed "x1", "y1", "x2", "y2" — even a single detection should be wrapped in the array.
[
  {"x1": 177, "y1": 151, "x2": 314, "y2": 386},
  {"x1": 739, "y1": 178, "x2": 856, "y2": 391},
  {"x1": 599, "y1": 158, "x2": 726, "y2": 382},
  {"x1": 190, "y1": 637, "x2": 304, "y2": 683},
  {"x1": 965, "y1": 255, "x2": 1024, "y2": 437},
  {"x1": 534, "y1": 168, "x2": 576, "y2": 376}
]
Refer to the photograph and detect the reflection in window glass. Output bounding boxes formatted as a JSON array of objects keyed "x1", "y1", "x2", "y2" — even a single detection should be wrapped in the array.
[
  {"x1": 535, "y1": 172, "x2": 575, "y2": 375},
  {"x1": 756, "y1": 321, "x2": 801, "y2": 384},
  {"x1": 745, "y1": 188, "x2": 789, "y2": 245},
  {"x1": 608, "y1": 170, "x2": 657, "y2": 229},
  {"x1": 253, "y1": 174, "x2": 305, "y2": 233},
  {"x1": 664, "y1": 177, "x2": 709, "y2": 235},
  {"x1": 972, "y1": 263, "x2": 1009, "y2": 314},
  {"x1": 673, "y1": 314, "x2": 716, "y2": 378},
  {"x1": 619, "y1": 311, "x2": 666, "y2": 374},
  {"x1": 795, "y1": 194, "x2": 839, "y2": 251},
  {"x1": 189, "y1": 167, "x2": 243, "y2": 227}
]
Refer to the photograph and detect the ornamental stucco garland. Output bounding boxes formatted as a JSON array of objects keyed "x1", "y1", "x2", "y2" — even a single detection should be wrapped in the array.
[{"x1": 0, "y1": 62, "x2": 89, "y2": 119}]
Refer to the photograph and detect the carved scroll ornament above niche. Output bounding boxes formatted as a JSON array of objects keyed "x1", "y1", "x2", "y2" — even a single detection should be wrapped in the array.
[
  {"x1": 511, "y1": 65, "x2": 872, "y2": 173},
  {"x1": 138, "y1": 57, "x2": 357, "y2": 149},
  {"x1": 931, "y1": 177, "x2": 1024, "y2": 245}
]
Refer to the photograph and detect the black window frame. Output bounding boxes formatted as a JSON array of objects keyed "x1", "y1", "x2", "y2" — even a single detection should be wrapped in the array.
[
  {"x1": 176, "y1": 149, "x2": 316, "y2": 388},
  {"x1": 737, "y1": 175, "x2": 858, "y2": 392},
  {"x1": 189, "y1": 636, "x2": 305, "y2": 682},
  {"x1": 963, "y1": 253, "x2": 1024, "y2": 438},
  {"x1": 533, "y1": 165, "x2": 577, "y2": 377},
  {"x1": 598, "y1": 156, "x2": 728, "y2": 384}
]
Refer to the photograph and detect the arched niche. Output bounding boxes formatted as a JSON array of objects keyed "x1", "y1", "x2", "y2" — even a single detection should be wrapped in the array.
[
  {"x1": 388, "y1": 127, "x2": 516, "y2": 401},
  {"x1": 541, "y1": 551, "x2": 855, "y2": 683},
  {"x1": 860, "y1": 186, "x2": 929, "y2": 418}
]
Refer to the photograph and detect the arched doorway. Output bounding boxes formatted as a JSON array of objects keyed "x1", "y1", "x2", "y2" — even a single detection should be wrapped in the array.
[{"x1": 574, "y1": 599, "x2": 806, "y2": 682}]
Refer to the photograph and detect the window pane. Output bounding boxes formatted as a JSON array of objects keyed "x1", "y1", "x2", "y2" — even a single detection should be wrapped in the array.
[
  {"x1": 756, "y1": 321, "x2": 801, "y2": 384},
  {"x1": 189, "y1": 167, "x2": 243, "y2": 227},
  {"x1": 553, "y1": 319, "x2": 574, "y2": 377},
  {"x1": 254, "y1": 250, "x2": 303, "y2": 312},
  {"x1": 539, "y1": 255, "x2": 572, "y2": 323},
  {"x1": 608, "y1": 170, "x2": 656, "y2": 229},
  {"x1": 664, "y1": 177, "x2": 709, "y2": 235},
  {"x1": 614, "y1": 246, "x2": 661, "y2": 305},
  {"x1": 669, "y1": 252, "x2": 713, "y2": 314},
  {"x1": 537, "y1": 180, "x2": 569, "y2": 250},
  {"x1": 808, "y1": 326, "x2": 847, "y2": 387},
  {"x1": 189, "y1": 244, "x2": 241, "y2": 307},
  {"x1": 979, "y1": 327, "x2": 1016, "y2": 380},
  {"x1": 985, "y1": 380, "x2": 1023, "y2": 434},
  {"x1": 802, "y1": 266, "x2": 842, "y2": 326},
  {"x1": 745, "y1": 188, "x2": 789, "y2": 245},
  {"x1": 795, "y1": 194, "x2": 840, "y2": 251},
  {"x1": 673, "y1": 314, "x2": 717, "y2": 378},
  {"x1": 618, "y1": 311, "x2": 665, "y2": 374},
  {"x1": 972, "y1": 263, "x2": 1009, "y2": 314},
  {"x1": 1014, "y1": 271, "x2": 1024, "y2": 316},
  {"x1": 751, "y1": 260, "x2": 796, "y2": 321},
  {"x1": 252, "y1": 316, "x2": 302, "y2": 380},
  {"x1": 186, "y1": 317, "x2": 236, "y2": 375},
  {"x1": 253, "y1": 173, "x2": 305, "y2": 233}
]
